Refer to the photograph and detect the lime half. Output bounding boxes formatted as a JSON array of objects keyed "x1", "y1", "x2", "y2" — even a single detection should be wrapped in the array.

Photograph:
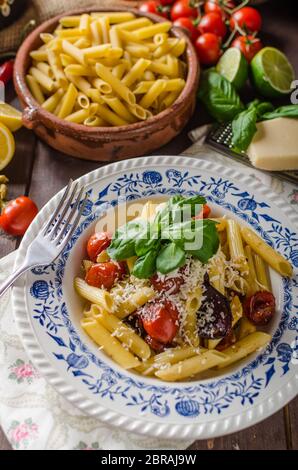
[
  {"x1": 216, "y1": 48, "x2": 248, "y2": 90},
  {"x1": 251, "y1": 47, "x2": 295, "y2": 98}
]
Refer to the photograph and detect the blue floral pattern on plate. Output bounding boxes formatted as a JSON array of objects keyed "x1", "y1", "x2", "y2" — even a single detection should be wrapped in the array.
[{"x1": 27, "y1": 166, "x2": 298, "y2": 420}]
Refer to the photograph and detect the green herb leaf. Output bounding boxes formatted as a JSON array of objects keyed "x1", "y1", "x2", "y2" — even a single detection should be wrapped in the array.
[
  {"x1": 231, "y1": 107, "x2": 258, "y2": 152},
  {"x1": 198, "y1": 70, "x2": 244, "y2": 122},
  {"x1": 261, "y1": 104, "x2": 298, "y2": 120},
  {"x1": 107, "y1": 219, "x2": 146, "y2": 261},
  {"x1": 132, "y1": 248, "x2": 158, "y2": 279},
  {"x1": 155, "y1": 194, "x2": 206, "y2": 230},
  {"x1": 156, "y1": 242, "x2": 186, "y2": 274},
  {"x1": 188, "y1": 220, "x2": 220, "y2": 263}
]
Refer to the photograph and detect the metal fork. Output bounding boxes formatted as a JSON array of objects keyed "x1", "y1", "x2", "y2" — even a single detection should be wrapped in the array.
[{"x1": 0, "y1": 180, "x2": 87, "y2": 298}]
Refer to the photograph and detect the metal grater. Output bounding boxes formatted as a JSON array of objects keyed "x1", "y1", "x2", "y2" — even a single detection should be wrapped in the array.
[{"x1": 205, "y1": 123, "x2": 298, "y2": 186}]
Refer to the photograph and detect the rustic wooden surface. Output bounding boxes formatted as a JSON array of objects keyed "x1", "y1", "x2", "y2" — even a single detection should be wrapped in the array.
[{"x1": 0, "y1": 0, "x2": 297, "y2": 451}]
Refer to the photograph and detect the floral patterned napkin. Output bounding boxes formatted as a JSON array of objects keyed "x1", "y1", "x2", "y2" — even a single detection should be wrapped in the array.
[{"x1": 0, "y1": 139, "x2": 297, "y2": 450}]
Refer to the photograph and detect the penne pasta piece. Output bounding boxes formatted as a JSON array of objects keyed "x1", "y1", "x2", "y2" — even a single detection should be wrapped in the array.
[
  {"x1": 74, "y1": 278, "x2": 114, "y2": 311},
  {"x1": 97, "y1": 15, "x2": 110, "y2": 44},
  {"x1": 128, "y1": 104, "x2": 147, "y2": 121},
  {"x1": 241, "y1": 227, "x2": 293, "y2": 278},
  {"x1": 125, "y1": 44, "x2": 150, "y2": 59},
  {"x1": 115, "y1": 17, "x2": 152, "y2": 30},
  {"x1": 133, "y1": 23, "x2": 171, "y2": 40},
  {"x1": 91, "y1": 77, "x2": 112, "y2": 94},
  {"x1": 59, "y1": 16, "x2": 81, "y2": 28},
  {"x1": 155, "y1": 350, "x2": 226, "y2": 381},
  {"x1": 29, "y1": 67, "x2": 56, "y2": 93},
  {"x1": 64, "y1": 64, "x2": 97, "y2": 77},
  {"x1": 244, "y1": 245, "x2": 258, "y2": 296},
  {"x1": 73, "y1": 37, "x2": 91, "y2": 49},
  {"x1": 79, "y1": 13, "x2": 90, "y2": 34},
  {"x1": 226, "y1": 220, "x2": 249, "y2": 275},
  {"x1": 109, "y1": 26, "x2": 122, "y2": 49},
  {"x1": 96, "y1": 250, "x2": 110, "y2": 263},
  {"x1": 62, "y1": 40, "x2": 85, "y2": 65},
  {"x1": 30, "y1": 50, "x2": 48, "y2": 62},
  {"x1": 90, "y1": 19, "x2": 101, "y2": 46},
  {"x1": 184, "y1": 286, "x2": 202, "y2": 347},
  {"x1": 42, "y1": 88, "x2": 64, "y2": 112},
  {"x1": 91, "y1": 12, "x2": 136, "y2": 24},
  {"x1": 36, "y1": 62, "x2": 55, "y2": 80},
  {"x1": 216, "y1": 332, "x2": 271, "y2": 369},
  {"x1": 47, "y1": 49, "x2": 68, "y2": 87},
  {"x1": 253, "y1": 252, "x2": 271, "y2": 292},
  {"x1": 112, "y1": 286, "x2": 155, "y2": 319},
  {"x1": 81, "y1": 318, "x2": 140, "y2": 369},
  {"x1": 96, "y1": 103, "x2": 128, "y2": 127},
  {"x1": 77, "y1": 92, "x2": 90, "y2": 109},
  {"x1": 26, "y1": 75, "x2": 45, "y2": 104},
  {"x1": 60, "y1": 53, "x2": 76, "y2": 67},
  {"x1": 170, "y1": 38, "x2": 186, "y2": 57},
  {"x1": 82, "y1": 44, "x2": 112, "y2": 60},
  {"x1": 86, "y1": 88, "x2": 104, "y2": 104},
  {"x1": 238, "y1": 317, "x2": 256, "y2": 340},
  {"x1": 121, "y1": 58, "x2": 151, "y2": 87},
  {"x1": 112, "y1": 63, "x2": 127, "y2": 80},
  {"x1": 95, "y1": 63, "x2": 135, "y2": 105},
  {"x1": 65, "y1": 72, "x2": 91, "y2": 94},
  {"x1": 40, "y1": 33, "x2": 54, "y2": 44},
  {"x1": 139, "y1": 79, "x2": 167, "y2": 108},
  {"x1": 102, "y1": 96, "x2": 136, "y2": 123},
  {"x1": 93, "y1": 307, "x2": 151, "y2": 360},
  {"x1": 153, "y1": 32, "x2": 168, "y2": 45},
  {"x1": 58, "y1": 83, "x2": 78, "y2": 119},
  {"x1": 208, "y1": 250, "x2": 226, "y2": 295}
]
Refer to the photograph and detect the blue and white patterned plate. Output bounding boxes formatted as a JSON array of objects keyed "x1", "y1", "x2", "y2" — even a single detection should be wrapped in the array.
[{"x1": 12, "y1": 156, "x2": 298, "y2": 440}]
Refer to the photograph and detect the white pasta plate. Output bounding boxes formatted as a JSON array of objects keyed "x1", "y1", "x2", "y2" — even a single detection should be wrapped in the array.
[{"x1": 12, "y1": 156, "x2": 298, "y2": 440}]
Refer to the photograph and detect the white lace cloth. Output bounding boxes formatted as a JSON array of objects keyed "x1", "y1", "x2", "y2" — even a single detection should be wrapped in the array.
[{"x1": 0, "y1": 142, "x2": 297, "y2": 450}]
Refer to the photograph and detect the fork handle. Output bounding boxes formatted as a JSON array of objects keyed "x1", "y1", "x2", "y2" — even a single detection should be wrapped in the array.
[{"x1": 0, "y1": 262, "x2": 31, "y2": 298}]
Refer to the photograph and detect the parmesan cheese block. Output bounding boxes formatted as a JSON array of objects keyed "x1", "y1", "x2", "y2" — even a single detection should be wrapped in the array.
[{"x1": 247, "y1": 117, "x2": 298, "y2": 171}]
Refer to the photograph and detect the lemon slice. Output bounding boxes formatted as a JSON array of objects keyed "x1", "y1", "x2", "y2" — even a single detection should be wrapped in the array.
[
  {"x1": 0, "y1": 102, "x2": 23, "y2": 132},
  {"x1": 0, "y1": 122, "x2": 15, "y2": 171}
]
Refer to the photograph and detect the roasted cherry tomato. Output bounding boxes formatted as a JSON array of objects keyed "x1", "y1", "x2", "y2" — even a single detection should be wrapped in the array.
[
  {"x1": 198, "y1": 12, "x2": 227, "y2": 38},
  {"x1": 87, "y1": 232, "x2": 112, "y2": 262},
  {"x1": 140, "y1": 299, "x2": 179, "y2": 344},
  {"x1": 151, "y1": 265, "x2": 187, "y2": 294},
  {"x1": 204, "y1": 0, "x2": 235, "y2": 18},
  {"x1": 85, "y1": 261, "x2": 126, "y2": 289},
  {"x1": 139, "y1": 1, "x2": 169, "y2": 18},
  {"x1": 216, "y1": 329, "x2": 236, "y2": 351},
  {"x1": 0, "y1": 60, "x2": 14, "y2": 85},
  {"x1": 144, "y1": 335, "x2": 166, "y2": 352},
  {"x1": 230, "y1": 7, "x2": 262, "y2": 33},
  {"x1": 0, "y1": 196, "x2": 38, "y2": 236},
  {"x1": 173, "y1": 17, "x2": 199, "y2": 42},
  {"x1": 244, "y1": 291, "x2": 275, "y2": 325},
  {"x1": 170, "y1": 0, "x2": 198, "y2": 21},
  {"x1": 193, "y1": 204, "x2": 211, "y2": 219},
  {"x1": 231, "y1": 35, "x2": 263, "y2": 63},
  {"x1": 195, "y1": 32, "x2": 221, "y2": 65}
]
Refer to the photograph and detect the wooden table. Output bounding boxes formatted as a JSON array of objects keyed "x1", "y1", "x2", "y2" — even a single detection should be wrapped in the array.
[{"x1": 0, "y1": 0, "x2": 297, "y2": 451}]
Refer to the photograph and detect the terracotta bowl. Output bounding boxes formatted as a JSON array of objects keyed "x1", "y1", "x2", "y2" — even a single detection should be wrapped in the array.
[{"x1": 14, "y1": 7, "x2": 200, "y2": 162}]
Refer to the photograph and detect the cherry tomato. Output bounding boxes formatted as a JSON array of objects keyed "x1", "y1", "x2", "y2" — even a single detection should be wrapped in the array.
[
  {"x1": 151, "y1": 266, "x2": 186, "y2": 294},
  {"x1": 231, "y1": 35, "x2": 263, "y2": 63},
  {"x1": 0, "y1": 60, "x2": 14, "y2": 85},
  {"x1": 195, "y1": 32, "x2": 221, "y2": 65},
  {"x1": 204, "y1": 0, "x2": 235, "y2": 18},
  {"x1": 216, "y1": 329, "x2": 236, "y2": 351},
  {"x1": 244, "y1": 291, "x2": 275, "y2": 325},
  {"x1": 144, "y1": 335, "x2": 166, "y2": 352},
  {"x1": 160, "y1": 0, "x2": 175, "y2": 4},
  {"x1": 230, "y1": 7, "x2": 262, "y2": 33},
  {"x1": 170, "y1": 0, "x2": 198, "y2": 21},
  {"x1": 173, "y1": 17, "x2": 199, "y2": 42},
  {"x1": 87, "y1": 232, "x2": 112, "y2": 262},
  {"x1": 140, "y1": 299, "x2": 179, "y2": 344},
  {"x1": 139, "y1": 1, "x2": 169, "y2": 19},
  {"x1": 0, "y1": 196, "x2": 38, "y2": 236},
  {"x1": 193, "y1": 204, "x2": 211, "y2": 219},
  {"x1": 85, "y1": 261, "x2": 126, "y2": 289},
  {"x1": 198, "y1": 12, "x2": 227, "y2": 38}
]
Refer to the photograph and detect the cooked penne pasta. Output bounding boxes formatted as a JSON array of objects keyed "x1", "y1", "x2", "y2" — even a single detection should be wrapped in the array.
[
  {"x1": 241, "y1": 227, "x2": 293, "y2": 277},
  {"x1": 74, "y1": 278, "x2": 114, "y2": 312},
  {"x1": 244, "y1": 245, "x2": 258, "y2": 296},
  {"x1": 253, "y1": 252, "x2": 271, "y2": 292},
  {"x1": 216, "y1": 332, "x2": 271, "y2": 369},
  {"x1": 227, "y1": 219, "x2": 249, "y2": 275},
  {"x1": 184, "y1": 286, "x2": 202, "y2": 347},
  {"x1": 111, "y1": 286, "x2": 155, "y2": 319}
]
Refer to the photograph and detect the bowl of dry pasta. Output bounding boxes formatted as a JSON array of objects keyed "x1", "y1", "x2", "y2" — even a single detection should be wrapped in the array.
[{"x1": 13, "y1": 7, "x2": 199, "y2": 162}]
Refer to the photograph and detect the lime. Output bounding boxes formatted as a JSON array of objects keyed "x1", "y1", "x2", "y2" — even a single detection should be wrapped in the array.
[
  {"x1": 251, "y1": 47, "x2": 295, "y2": 98},
  {"x1": 0, "y1": 102, "x2": 22, "y2": 132},
  {"x1": 216, "y1": 48, "x2": 248, "y2": 90},
  {"x1": 0, "y1": 122, "x2": 15, "y2": 171}
]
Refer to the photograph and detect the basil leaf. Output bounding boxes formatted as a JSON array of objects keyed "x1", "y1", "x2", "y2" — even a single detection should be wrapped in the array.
[
  {"x1": 231, "y1": 107, "x2": 258, "y2": 152},
  {"x1": 107, "y1": 219, "x2": 146, "y2": 260},
  {"x1": 156, "y1": 242, "x2": 186, "y2": 274},
  {"x1": 135, "y1": 234, "x2": 160, "y2": 257},
  {"x1": 198, "y1": 71, "x2": 244, "y2": 122},
  {"x1": 132, "y1": 248, "x2": 158, "y2": 279},
  {"x1": 189, "y1": 221, "x2": 220, "y2": 263},
  {"x1": 261, "y1": 104, "x2": 298, "y2": 120},
  {"x1": 155, "y1": 194, "x2": 206, "y2": 230}
]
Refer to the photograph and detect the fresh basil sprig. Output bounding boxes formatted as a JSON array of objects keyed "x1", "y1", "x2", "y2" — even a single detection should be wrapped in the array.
[
  {"x1": 107, "y1": 196, "x2": 220, "y2": 278},
  {"x1": 261, "y1": 104, "x2": 298, "y2": 120},
  {"x1": 231, "y1": 107, "x2": 258, "y2": 152},
  {"x1": 198, "y1": 70, "x2": 244, "y2": 122}
]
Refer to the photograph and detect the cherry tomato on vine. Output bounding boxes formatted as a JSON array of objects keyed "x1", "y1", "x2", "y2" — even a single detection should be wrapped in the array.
[
  {"x1": 230, "y1": 7, "x2": 262, "y2": 33},
  {"x1": 204, "y1": 0, "x2": 235, "y2": 18},
  {"x1": 195, "y1": 32, "x2": 221, "y2": 65},
  {"x1": 198, "y1": 12, "x2": 227, "y2": 38},
  {"x1": 139, "y1": 1, "x2": 169, "y2": 19},
  {"x1": 87, "y1": 232, "x2": 112, "y2": 262},
  {"x1": 173, "y1": 16, "x2": 199, "y2": 42},
  {"x1": 160, "y1": 0, "x2": 175, "y2": 5},
  {"x1": 231, "y1": 35, "x2": 263, "y2": 62},
  {"x1": 0, "y1": 196, "x2": 38, "y2": 236},
  {"x1": 244, "y1": 291, "x2": 275, "y2": 325},
  {"x1": 170, "y1": 0, "x2": 198, "y2": 21},
  {"x1": 140, "y1": 299, "x2": 179, "y2": 344},
  {"x1": 85, "y1": 261, "x2": 126, "y2": 289}
]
